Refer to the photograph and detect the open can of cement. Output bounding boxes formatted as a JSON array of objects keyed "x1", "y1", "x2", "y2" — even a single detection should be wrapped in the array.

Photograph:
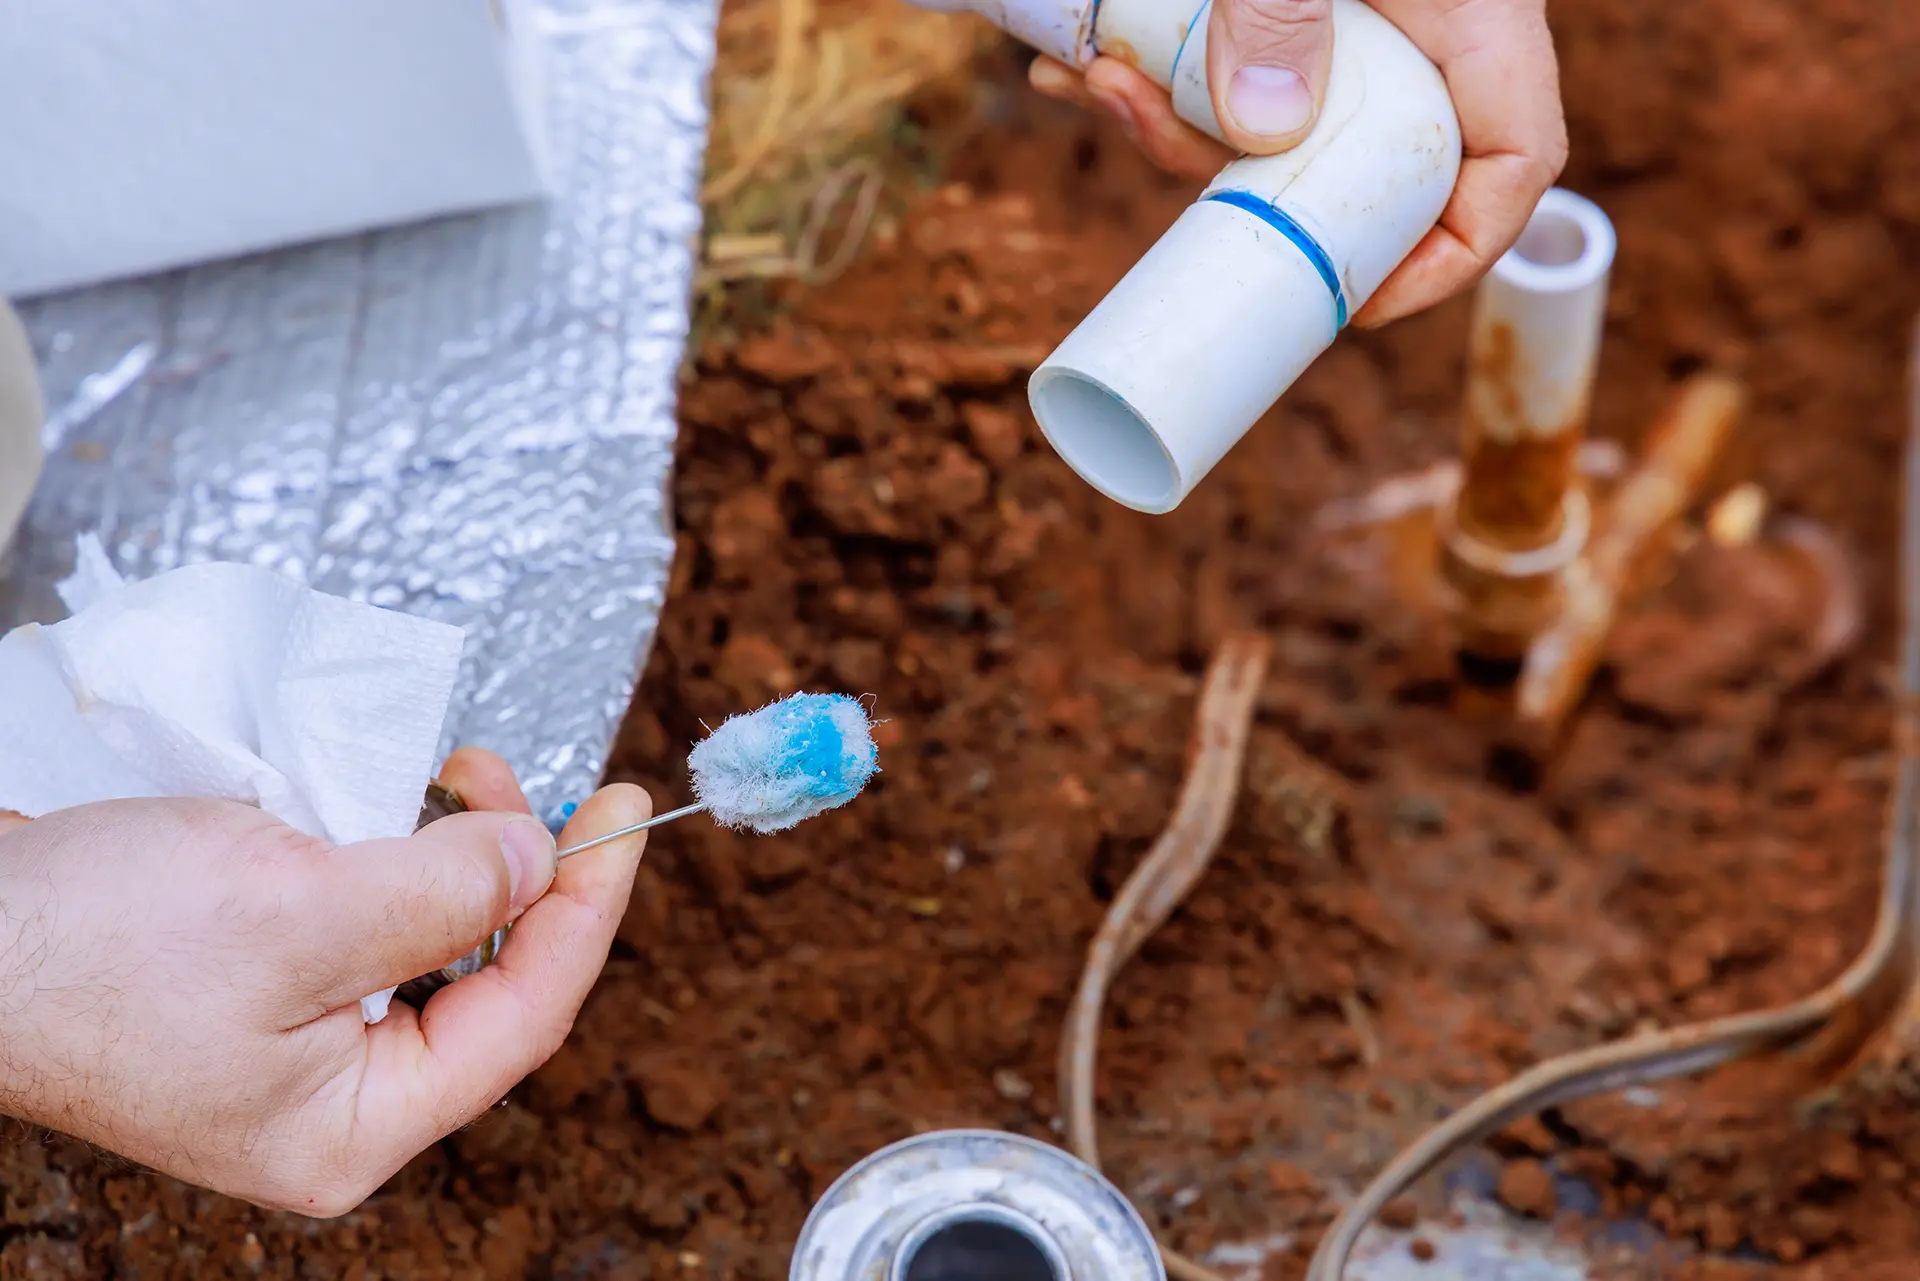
[
  {"x1": 393, "y1": 782, "x2": 509, "y2": 1010},
  {"x1": 790, "y1": 1129, "x2": 1165, "y2": 1281}
]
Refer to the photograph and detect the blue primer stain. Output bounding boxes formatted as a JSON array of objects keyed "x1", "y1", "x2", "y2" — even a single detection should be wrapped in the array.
[
  {"x1": 545, "y1": 799, "x2": 580, "y2": 834},
  {"x1": 1202, "y1": 188, "x2": 1349, "y2": 331},
  {"x1": 771, "y1": 692, "x2": 875, "y2": 800}
]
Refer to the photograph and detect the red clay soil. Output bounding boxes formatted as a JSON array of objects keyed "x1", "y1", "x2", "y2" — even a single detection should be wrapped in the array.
[{"x1": 9, "y1": 1, "x2": 1920, "y2": 1278}]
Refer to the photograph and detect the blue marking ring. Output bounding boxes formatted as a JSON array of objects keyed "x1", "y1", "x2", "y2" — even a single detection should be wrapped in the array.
[{"x1": 1202, "y1": 189, "x2": 1349, "y2": 331}]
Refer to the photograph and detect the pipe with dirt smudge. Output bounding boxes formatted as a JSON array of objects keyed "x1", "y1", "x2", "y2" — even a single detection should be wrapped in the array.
[{"x1": 1440, "y1": 188, "x2": 1616, "y2": 665}]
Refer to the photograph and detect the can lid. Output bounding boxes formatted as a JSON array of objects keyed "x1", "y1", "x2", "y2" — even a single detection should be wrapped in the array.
[{"x1": 790, "y1": 1130, "x2": 1164, "y2": 1281}]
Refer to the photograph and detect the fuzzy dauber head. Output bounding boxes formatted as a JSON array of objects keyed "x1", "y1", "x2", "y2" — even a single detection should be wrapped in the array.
[{"x1": 687, "y1": 692, "x2": 879, "y2": 833}]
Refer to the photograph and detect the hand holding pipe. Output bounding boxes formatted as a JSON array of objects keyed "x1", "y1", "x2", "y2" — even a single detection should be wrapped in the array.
[{"x1": 904, "y1": 0, "x2": 1462, "y2": 512}]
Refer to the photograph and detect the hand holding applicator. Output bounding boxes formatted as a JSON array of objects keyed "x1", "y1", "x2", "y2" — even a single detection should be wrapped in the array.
[{"x1": 398, "y1": 693, "x2": 880, "y2": 1008}]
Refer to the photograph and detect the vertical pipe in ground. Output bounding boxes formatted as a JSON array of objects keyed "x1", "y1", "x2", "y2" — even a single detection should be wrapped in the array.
[{"x1": 1439, "y1": 188, "x2": 1616, "y2": 667}]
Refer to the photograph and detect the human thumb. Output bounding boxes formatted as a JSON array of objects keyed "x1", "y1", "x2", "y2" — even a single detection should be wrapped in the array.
[
  {"x1": 1207, "y1": 0, "x2": 1333, "y2": 154},
  {"x1": 298, "y1": 812, "x2": 559, "y2": 1010}
]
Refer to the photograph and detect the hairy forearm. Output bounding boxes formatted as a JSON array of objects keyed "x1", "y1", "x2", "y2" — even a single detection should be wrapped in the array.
[{"x1": 0, "y1": 853, "x2": 49, "y2": 1122}]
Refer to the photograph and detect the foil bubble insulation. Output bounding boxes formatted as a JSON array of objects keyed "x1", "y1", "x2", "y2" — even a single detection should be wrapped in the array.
[{"x1": 0, "y1": 0, "x2": 719, "y2": 826}]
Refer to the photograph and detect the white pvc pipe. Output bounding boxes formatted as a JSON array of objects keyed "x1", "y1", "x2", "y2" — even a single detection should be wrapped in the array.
[
  {"x1": 899, "y1": 0, "x2": 1460, "y2": 511},
  {"x1": 1028, "y1": 0, "x2": 1459, "y2": 512},
  {"x1": 902, "y1": 0, "x2": 1099, "y2": 71},
  {"x1": 1089, "y1": 0, "x2": 1228, "y2": 143},
  {"x1": 0, "y1": 298, "x2": 43, "y2": 560},
  {"x1": 903, "y1": 0, "x2": 1230, "y2": 140},
  {"x1": 1462, "y1": 187, "x2": 1616, "y2": 454}
]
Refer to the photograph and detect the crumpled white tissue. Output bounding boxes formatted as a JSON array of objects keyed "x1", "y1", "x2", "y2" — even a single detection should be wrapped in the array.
[{"x1": 0, "y1": 536, "x2": 465, "y2": 1023}]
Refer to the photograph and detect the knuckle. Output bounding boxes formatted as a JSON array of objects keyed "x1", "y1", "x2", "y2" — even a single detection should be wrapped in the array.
[
  {"x1": 530, "y1": 1014, "x2": 575, "y2": 1067},
  {"x1": 422, "y1": 850, "x2": 511, "y2": 943},
  {"x1": 1543, "y1": 131, "x2": 1571, "y2": 180},
  {"x1": 1225, "y1": 0, "x2": 1331, "y2": 41},
  {"x1": 301, "y1": 1184, "x2": 367, "y2": 1220},
  {"x1": 513, "y1": 988, "x2": 577, "y2": 1070},
  {"x1": 1525, "y1": 141, "x2": 1566, "y2": 194},
  {"x1": 262, "y1": 1170, "x2": 369, "y2": 1219},
  {"x1": 462, "y1": 851, "x2": 514, "y2": 923}
]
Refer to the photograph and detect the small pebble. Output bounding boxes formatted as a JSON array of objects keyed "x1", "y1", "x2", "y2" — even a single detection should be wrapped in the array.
[
  {"x1": 992, "y1": 1069, "x2": 1034, "y2": 1102},
  {"x1": 1410, "y1": 1238, "x2": 1436, "y2": 1263},
  {"x1": 1497, "y1": 1158, "x2": 1559, "y2": 1220},
  {"x1": 1380, "y1": 1197, "x2": 1419, "y2": 1230},
  {"x1": 1707, "y1": 482, "x2": 1767, "y2": 546},
  {"x1": 237, "y1": 1234, "x2": 266, "y2": 1271},
  {"x1": 1494, "y1": 1114, "x2": 1558, "y2": 1156},
  {"x1": 1265, "y1": 1161, "x2": 1319, "y2": 1198}
]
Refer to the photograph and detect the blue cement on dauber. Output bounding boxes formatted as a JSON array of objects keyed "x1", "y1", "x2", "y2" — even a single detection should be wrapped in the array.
[{"x1": 687, "y1": 692, "x2": 879, "y2": 833}]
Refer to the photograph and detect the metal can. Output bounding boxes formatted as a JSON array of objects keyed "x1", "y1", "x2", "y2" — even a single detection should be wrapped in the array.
[
  {"x1": 790, "y1": 1129, "x2": 1165, "y2": 1281},
  {"x1": 392, "y1": 782, "x2": 510, "y2": 1010}
]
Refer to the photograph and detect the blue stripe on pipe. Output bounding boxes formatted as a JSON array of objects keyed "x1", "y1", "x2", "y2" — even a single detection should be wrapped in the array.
[
  {"x1": 1167, "y1": 0, "x2": 1210, "y2": 86},
  {"x1": 1202, "y1": 189, "x2": 1349, "y2": 331}
]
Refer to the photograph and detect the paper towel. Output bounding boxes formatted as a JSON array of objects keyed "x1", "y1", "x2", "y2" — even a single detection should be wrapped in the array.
[{"x1": 0, "y1": 536, "x2": 466, "y2": 1022}]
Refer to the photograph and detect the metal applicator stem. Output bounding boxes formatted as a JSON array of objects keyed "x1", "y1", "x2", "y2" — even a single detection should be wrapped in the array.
[{"x1": 555, "y1": 801, "x2": 706, "y2": 859}]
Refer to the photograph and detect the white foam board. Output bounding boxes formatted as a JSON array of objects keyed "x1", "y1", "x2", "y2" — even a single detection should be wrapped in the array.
[{"x1": 0, "y1": 0, "x2": 554, "y2": 298}]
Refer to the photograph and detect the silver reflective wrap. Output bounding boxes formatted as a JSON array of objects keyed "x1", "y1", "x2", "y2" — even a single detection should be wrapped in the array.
[{"x1": 0, "y1": 0, "x2": 719, "y2": 823}]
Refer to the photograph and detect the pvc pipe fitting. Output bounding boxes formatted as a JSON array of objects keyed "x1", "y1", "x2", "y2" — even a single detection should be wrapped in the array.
[
  {"x1": 902, "y1": 0, "x2": 1097, "y2": 72},
  {"x1": 1453, "y1": 187, "x2": 1616, "y2": 550},
  {"x1": 900, "y1": 0, "x2": 1461, "y2": 511},
  {"x1": 1086, "y1": 0, "x2": 1229, "y2": 143},
  {"x1": 0, "y1": 297, "x2": 44, "y2": 560},
  {"x1": 1020, "y1": 0, "x2": 1459, "y2": 512},
  {"x1": 902, "y1": 0, "x2": 1229, "y2": 143},
  {"x1": 1440, "y1": 187, "x2": 1616, "y2": 659}
]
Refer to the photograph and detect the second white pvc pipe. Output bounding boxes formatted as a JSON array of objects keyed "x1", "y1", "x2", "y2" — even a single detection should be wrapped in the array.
[{"x1": 1462, "y1": 187, "x2": 1616, "y2": 461}]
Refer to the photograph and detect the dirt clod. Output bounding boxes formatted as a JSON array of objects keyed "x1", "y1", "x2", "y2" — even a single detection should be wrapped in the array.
[{"x1": 1498, "y1": 1160, "x2": 1560, "y2": 1221}]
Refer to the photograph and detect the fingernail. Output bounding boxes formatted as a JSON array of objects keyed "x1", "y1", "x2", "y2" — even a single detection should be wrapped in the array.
[
  {"x1": 1089, "y1": 88, "x2": 1139, "y2": 142},
  {"x1": 501, "y1": 818, "x2": 557, "y2": 915},
  {"x1": 1226, "y1": 65, "x2": 1313, "y2": 140}
]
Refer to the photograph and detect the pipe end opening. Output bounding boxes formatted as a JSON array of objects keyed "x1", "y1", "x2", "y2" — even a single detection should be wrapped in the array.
[
  {"x1": 1030, "y1": 369, "x2": 1179, "y2": 513},
  {"x1": 1496, "y1": 188, "x2": 1616, "y2": 292},
  {"x1": 894, "y1": 1207, "x2": 1068, "y2": 1281}
]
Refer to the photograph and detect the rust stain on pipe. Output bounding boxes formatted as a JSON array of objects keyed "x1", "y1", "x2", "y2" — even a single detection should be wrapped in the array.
[
  {"x1": 1439, "y1": 322, "x2": 1594, "y2": 663},
  {"x1": 1515, "y1": 373, "x2": 1746, "y2": 742},
  {"x1": 1454, "y1": 322, "x2": 1586, "y2": 550}
]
